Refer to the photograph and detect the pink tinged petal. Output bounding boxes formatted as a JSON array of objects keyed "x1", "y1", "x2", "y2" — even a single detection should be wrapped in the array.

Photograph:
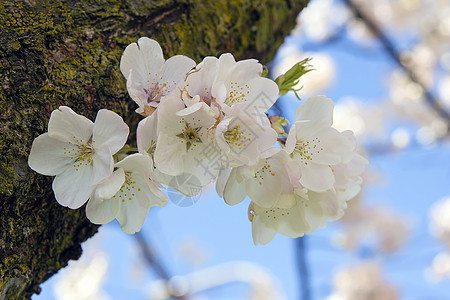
[
  {"x1": 120, "y1": 37, "x2": 164, "y2": 84},
  {"x1": 185, "y1": 56, "x2": 218, "y2": 97},
  {"x1": 47, "y1": 106, "x2": 94, "y2": 143},
  {"x1": 85, "y1": 197, "x2": 119, "y2": 225},
  {"x1": 52, "y1": 163, "x2": 94, "y2": 209},
  {"x1": 309, "y1": 191, "x2": 342, "y2": 219},
  {"x1": 346, "y1": 153, "x2": 369, "y2": 177},
  {"x1": 252, "y1": 215, "x2": 277, "y2": 246},
  {"x1": 223, "y1": 169, "x2": 247, "y2": 205},
  {"x1": 92, "y1": 109, "x2": 129, "y2": 154},
  {"x1": 160, "y1": 55, "x2": 196, "y2": 96},
  {"x1": 126, "y1": 70, "x2": 148, "y2": 109},
  {"x1": 91, "y1": 147, "x2": 114, "y2": 186},
  {"x1": 294, "y1": 95, "x2": 334, "y2": 129},
  {"x1": 28, "y1": 133, "x2": 73, "y2": 176},
  {"x1": 94, "y1": 168, "x2": 125, "y2": 199},
  {"x1": 299, "y1": 163, "x2": 334, "y2": 192},
  {"x1": 316, "y1": 128, "x2": 355, "y2": 163}
]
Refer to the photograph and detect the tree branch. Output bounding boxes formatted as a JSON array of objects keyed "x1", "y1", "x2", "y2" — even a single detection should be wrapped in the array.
[{"x1": 343, "y1": 0, "x2": 450, "y2": 129}]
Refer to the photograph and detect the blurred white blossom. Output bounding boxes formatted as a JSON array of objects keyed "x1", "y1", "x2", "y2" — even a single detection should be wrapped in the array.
[{"x1": 327, "y1": 262, "x2": 398, "y2": 300}]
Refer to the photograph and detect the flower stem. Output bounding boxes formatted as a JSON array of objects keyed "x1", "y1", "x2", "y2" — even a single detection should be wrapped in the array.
[{"x1": 117, "y1": 147, "x2": 139, "y2": 154}]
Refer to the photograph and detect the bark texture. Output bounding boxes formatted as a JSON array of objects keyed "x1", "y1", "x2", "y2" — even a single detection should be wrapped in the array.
[{"x1": 0, "y1": 0, "x2": 308, "y2": 298}]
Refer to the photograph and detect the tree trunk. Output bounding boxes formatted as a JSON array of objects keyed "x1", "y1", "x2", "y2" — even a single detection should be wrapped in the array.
[{"x1": 0, "y1": 0, "x2": 308, "y2": 298}]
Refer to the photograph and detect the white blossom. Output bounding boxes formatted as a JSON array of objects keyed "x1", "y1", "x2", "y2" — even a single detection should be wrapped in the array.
[
  {"x1": 120, "y1": 37, "x2": 196, "y2": 115},
  {"x1": 221, "y1": 148, "x2": 294, "y2": 209},
  {"x1": 212, "y1": 53, "x2": 279, "y2": 116},
  {"x1": 28, "y1": 106, "x2": 129, "y2": 209},
  {"x1": 215, "y1": 103, "x2": 277, "y2": 167},
  {"x1": 285, "y1": 95, "x2": 356, "y2": 192},
  {"x1": 86, "y1": 153, "x2": 167, "y2": 234},
  {"x1": 154, "y1": 92, "x2": 220, "y2": 187}
]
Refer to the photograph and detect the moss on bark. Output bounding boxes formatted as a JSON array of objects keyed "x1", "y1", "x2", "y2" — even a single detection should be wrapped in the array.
[{"x1": 0, "y1": 0, "x2": 308, "y2": 298}]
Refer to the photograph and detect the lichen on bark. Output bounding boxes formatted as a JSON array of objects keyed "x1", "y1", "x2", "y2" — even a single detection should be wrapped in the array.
[{"x1": 0, "y1": 0, "x2": 309, "y2": 298}]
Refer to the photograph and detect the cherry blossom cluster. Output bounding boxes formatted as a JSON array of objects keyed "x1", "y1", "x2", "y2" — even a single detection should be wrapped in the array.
[{"x1": 28, "y1": 37, "x2": 367, "y2": 244}]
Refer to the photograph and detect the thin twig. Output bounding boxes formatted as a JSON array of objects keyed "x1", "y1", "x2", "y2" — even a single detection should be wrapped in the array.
[
  {"x1": 296, "y1": 236, "x2": 311, "y2": 300},
  {"x1": 343, "y1": 0, "x2": 450, "y2": 128}
]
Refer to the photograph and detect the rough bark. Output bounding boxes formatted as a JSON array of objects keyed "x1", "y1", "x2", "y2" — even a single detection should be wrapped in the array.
[{"x1": 0, "y1": 0, "x2": 308, "y2": 298}]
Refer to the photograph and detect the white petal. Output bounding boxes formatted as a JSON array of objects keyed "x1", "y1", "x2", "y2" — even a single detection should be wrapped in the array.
[
  {"x1": 92, "y1": 109, "x2": 129, "y2": 154},
  {"x1": 154, "y1": 133, "x2": 186, "y2": 176},
  {"x1": 300, "y1": 163, "x2": 334, "y2": 192},
  {"x1": 116, "y1": 196, "x2": 150, "y2": 234},
  {"x1": 165, "y1": 173, "x2": 203, "y2": 197},
  {"x1": 85, "y1": 197, "x2": 119, "y2": 225},
  {"x1": 94, "y1": 168, "x2": 125, "y2": 199},
  {"x1": 48, "y1": 106, "x2": 93, "y2": 143},
  {"x1": 126, "y1": 69, "x2": 148, "y2": 108},
  {"x1": 223, "y1": 169, "x2": 247, "y2": 205},
  {"x1": 91, "y1": 147, "x2": 114, "y2": 186},
  {"x1": 160, "y1": 55, "x2": 196, "y2": 95},
  {"x1": 115, "y1": 153, "x2": 153, "y2": 178},
  {"x1": 252, "y1": 215, "x2": 277, "y2": 245},
  {"x1": 137, "y1": 113, "x2": 158, "y2": 155},
  {"x1": 216, "y1": 167, "x2": 232, "y2": 198},
  {"x1": 134, "y1": 175, "x2": 168, "y2": 208},
  {"x1": 245, "y1": 77, "x2": 279, "y2": 113},
  {"x1": 120, "y1": 37, "x2": 164, "y2": 83},
  {"x1": 294, "y1": 95, "x2": 334, "y2": 129},
  {"x1": 52, "y1": 163, "x2": 94, "y2": 209},
  {"x1": 28, "y1": 133, "x2": 72, "y2": 176}
]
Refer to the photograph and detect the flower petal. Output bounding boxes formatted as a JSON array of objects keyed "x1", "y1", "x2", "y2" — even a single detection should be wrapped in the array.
[
  {"x1": 94, "y1": 168, "x2": 125, "y2": 199},
  {"x1": 28, "y1": 133, "x2": 72, "y2": 176},
  {"x1": 137, "y1": 113, "x2": 158, "y2": 156},
  {"x1": 48, "y1": 106, "x2": 93, "y2": 143},
  {"x1": 52, "y1": 163, "x2": 94, "y2": 209},
  {"x1": 120, "y1": 37, "x2": 164, "y2": 83},
  {"x1": 252, "y1": 215, "x2": 277, "y2": 245},
  {"x1": 92, "y1": 109, "x2": 129, "y2": 154},
  {"x1": 91, "y1": 147, "x2": 114, "y2": 186},
  {"x1": 294, "y1": 95, "x2": 334, "y2": 130},
  {"x1": 223, "y1": 169, "x2": 247, "y2": 205},
  {"x1": 85, "y1": 197, "x2": 119, "y2": 225},
  {"x1": 299, "y1": 163, "x2": 334, "y2": 192},
  {"x1": 115, "y1": 153, "x2": 153, "y2": 178},
  {"x1": 160, "y1": 55, "x2": 196, "y2": 95}
]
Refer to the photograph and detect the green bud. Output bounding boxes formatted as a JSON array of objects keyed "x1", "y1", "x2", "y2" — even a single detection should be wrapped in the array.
[
  {"x1": 274, "y1": 58, "x2": 313, "y2": 99},
  {"x1": 261, "y1": 65, "x2": 269, "y2": 77}
]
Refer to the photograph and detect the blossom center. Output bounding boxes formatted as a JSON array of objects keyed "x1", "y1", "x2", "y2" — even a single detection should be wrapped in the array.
[
  {"x1": 225, "y1": 82, "x2": 250, "y2": 106},
  {"x1": 113, "y1": 173, "x2": 139, "y2": 203},
  {"x1": 292, "y1": 137, "x2": 323, "y2": 166},
  {"x1": 254, "y1": 160, "x2": 276, "y2": 184},
  {"x1": 64, "y1": 136, "x2": 95, "y2": 171},
  {"x1": 176, "y1": 120, "x2": 202, "y2": 151},
  {"x1": 224, "y1": 125, "x2": 252, "y2": 150}
]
